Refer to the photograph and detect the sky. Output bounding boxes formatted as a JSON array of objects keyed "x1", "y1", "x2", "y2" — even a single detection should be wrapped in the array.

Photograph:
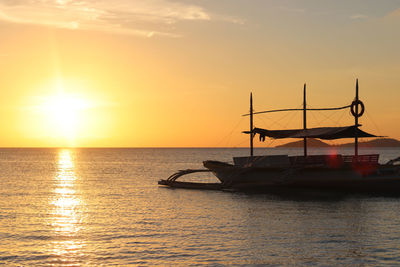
[{"x1": 0, "y1": 0, "x2": 400, "y2": 147}]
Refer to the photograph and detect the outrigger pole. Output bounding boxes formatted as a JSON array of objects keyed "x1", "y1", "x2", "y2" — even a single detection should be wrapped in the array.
[
  {"x1": 355, "y1": 79, "x2": 359, "y2": 158},
  {"x1": 250, "y1": 92, "x2": 254, "y2": 157},
  {"x1": 303, "y1": 84, "x2": 307, "y2": 157}
]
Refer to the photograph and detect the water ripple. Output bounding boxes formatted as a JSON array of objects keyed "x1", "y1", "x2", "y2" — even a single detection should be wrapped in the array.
[{"x1": 1, "y1": 148, "x2": 400, "y2": 265}]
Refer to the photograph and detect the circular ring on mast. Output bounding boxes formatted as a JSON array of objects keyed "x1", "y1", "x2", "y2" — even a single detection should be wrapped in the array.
[{"x1": 350, "y1": 100, "x2": 365, "y2": 118}]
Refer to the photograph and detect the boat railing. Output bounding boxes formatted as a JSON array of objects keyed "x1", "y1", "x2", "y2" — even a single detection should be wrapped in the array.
[
  {"x1": 290, "y1": 155, "x2": 343, "y2": 167},
  {"x1": 289, "y1": 154, "x2": 379, "y2": 167},
  {"x1": 343, "y1": 154, "x2": 379, "y2": 164},
  {"x1": 233, "y1": 155, "x2": 290, "y2": 168}
]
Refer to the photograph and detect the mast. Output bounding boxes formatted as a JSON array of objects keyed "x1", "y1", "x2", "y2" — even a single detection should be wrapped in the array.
[
  {"x1": 355, "y1": 79, "x2": 359, "y2": 158},
  {"x1": 250, "y1": 92, "x2": 254, "y2": 157},
  {"x1": 303, "y1": 84, "x2": 307, "y2": 157}
]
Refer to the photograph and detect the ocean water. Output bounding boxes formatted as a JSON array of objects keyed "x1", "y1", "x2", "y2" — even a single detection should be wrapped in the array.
[{"x1": 1, "y1": 147, "x2": 400, "y2": 266}]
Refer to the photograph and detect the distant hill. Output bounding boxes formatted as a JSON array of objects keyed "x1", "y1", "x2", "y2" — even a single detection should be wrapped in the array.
[
  {"x1": 339, "y1": 138, "x2": 400, "y2": 148},
  {"x1": 275, "y1": 138, "x2": 400, "y2": 148},
  {"x1": 276, "y1": 138, "x2": 330, "y2": 148}
]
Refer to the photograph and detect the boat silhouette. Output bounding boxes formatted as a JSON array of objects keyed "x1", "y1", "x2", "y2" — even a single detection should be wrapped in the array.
[{"x1": 159, "y1": 80, "x2": 400, "y2": 192}]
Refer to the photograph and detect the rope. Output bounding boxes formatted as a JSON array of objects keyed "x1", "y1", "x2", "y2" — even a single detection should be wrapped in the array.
[
  {"x1": 242, "y1": 104, "x2": 351, "y2": 116},
  {"x1": 307, "y1": 104, "x2": 345, "y2": 126},
  {"x1": 364, "y1": 110, "x2": 383, "y2": 138},
  {"x1": 258, "y1": 105, "x2": 301, "y2": 130},
  {"x1": 215, "y1": 117, "x2": 245, "y2": 147}
]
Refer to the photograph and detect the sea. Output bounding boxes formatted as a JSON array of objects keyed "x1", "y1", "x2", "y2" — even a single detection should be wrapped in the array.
[{"x1": 1, "y1": 147, "x2": 400, "y2": 266}]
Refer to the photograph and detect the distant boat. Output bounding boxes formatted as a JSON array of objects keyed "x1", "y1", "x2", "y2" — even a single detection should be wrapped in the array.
[{"x1": 159, "y1": 80, "x2": 400, "y2": 192}]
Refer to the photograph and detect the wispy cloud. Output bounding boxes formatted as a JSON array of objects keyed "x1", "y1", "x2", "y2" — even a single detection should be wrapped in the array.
[
  {"x1": 0, "y1": 0, "x2": 239, "y2": 37},
  {"x1": 277, "y1": 6, "x2": 306, "y2": 13},
  {"x1": 386, "y1": 8, "x2": 400, "y2": 19},
  {"x1": 350, "y1": 14, "x2": 368, "y2": 20}
]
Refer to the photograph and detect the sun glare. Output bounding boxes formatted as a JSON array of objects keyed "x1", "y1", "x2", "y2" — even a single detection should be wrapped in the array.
[
  {"x1": 23, "y1": 78, "x2": 111, "y2": 147},
  {"x1": 40, "y1": 92, "x2": 91, "y2": 143}
]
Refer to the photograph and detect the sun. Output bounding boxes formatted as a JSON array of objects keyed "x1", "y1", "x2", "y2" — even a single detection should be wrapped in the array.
[
  {"x1": 24, "y1": 78, "x2": 109, "y2": 147},
  {"x1": 40, "y1": 92, "x2": 91, "y2": 143}
]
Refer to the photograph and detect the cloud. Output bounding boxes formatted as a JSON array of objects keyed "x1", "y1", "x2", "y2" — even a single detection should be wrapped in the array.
[
  {"x1": 0, "y1": 0, "x2": 226, "y2": 37},
  {"x1": 386, "y1": 8, "x2": 400, "y2": 19},
  {"x1": 277, "y1": 6, "x2": 306, "y2": 13},
  {"x1": 350, "y1": 14, "x2": 368, "y2": 20}
]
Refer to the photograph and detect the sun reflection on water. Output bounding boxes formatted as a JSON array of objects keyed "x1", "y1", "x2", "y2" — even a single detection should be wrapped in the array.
[{"x1": 49, "y1": 149, "x2": 85, "y2": 260}]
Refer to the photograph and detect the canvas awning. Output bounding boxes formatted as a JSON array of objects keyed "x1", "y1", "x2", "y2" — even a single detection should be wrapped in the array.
[{"x1": 249, "y1": 125, "x2": 378, "y2": 140}]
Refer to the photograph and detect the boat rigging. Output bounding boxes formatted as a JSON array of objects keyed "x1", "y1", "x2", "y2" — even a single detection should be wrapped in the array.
[{"x1": 245, "y1": 79, "x2": 369, "y2": 158}]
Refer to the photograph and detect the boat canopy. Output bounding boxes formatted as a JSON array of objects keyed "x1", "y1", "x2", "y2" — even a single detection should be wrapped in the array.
[{"x1": 251, "y1": 125, "x2": 378, "y2": 140}]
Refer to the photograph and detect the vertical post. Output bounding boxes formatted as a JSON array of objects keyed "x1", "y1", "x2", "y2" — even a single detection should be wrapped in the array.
[
  {"x1": 355, "y1": 79, "x2": 359, "y2": 158},
  {"x1": 250, "y1": 92, "x2": 254, "y2": 157},
  {"x1": 303, "y1": 83, "x2": 307, "y2": 157}
]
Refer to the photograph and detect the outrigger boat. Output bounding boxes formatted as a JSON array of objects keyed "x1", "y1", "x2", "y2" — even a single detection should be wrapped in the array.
[{"x1": 159, "y1": 80, "x2": 400, "y2": 192}]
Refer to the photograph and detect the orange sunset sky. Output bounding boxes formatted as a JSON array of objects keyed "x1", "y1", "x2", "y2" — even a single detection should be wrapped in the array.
[{"x1": 0, "y1": 0, "x2": 399, "y2": 147}]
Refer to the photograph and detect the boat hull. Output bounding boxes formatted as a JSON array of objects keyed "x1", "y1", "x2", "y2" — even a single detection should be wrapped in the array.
[{"x1": 203, "y1": 160, "x2": 400, "y2": 192}]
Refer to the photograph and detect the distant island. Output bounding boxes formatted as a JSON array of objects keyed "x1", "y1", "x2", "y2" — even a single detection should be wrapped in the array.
[{"x1": 275, "y1": 138, "x2": 400, "y2": 148}]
